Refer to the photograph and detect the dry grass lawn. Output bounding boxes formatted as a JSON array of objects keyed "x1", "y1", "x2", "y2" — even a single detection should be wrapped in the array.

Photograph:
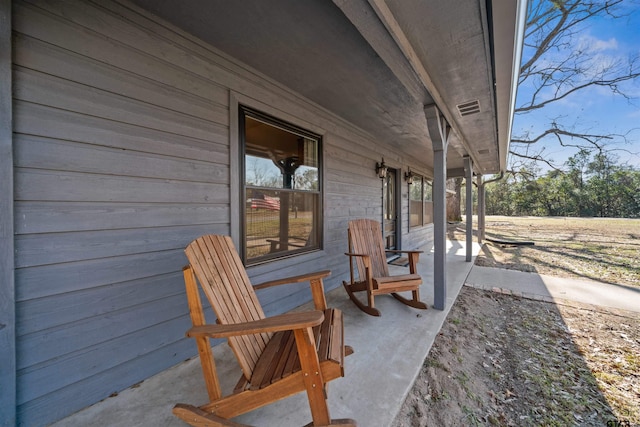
[{"x1": 475, "y1": 216, "x2": 639, "y2": 288}]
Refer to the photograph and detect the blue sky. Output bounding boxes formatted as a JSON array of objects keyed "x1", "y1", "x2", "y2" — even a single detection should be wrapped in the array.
[{"x1": 510, "y1": 2, "x2": 640, "y2": 172}]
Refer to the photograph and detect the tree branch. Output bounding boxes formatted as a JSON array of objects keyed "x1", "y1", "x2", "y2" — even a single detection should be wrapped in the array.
[{"x1": 516, "y1": 69, "x2": 640, "y2": 113}]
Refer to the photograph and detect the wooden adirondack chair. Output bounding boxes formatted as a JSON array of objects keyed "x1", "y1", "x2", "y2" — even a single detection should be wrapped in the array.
[
  {"x1": 174, "y1": 235, "x2": 356, "y2": 427},
  {"x1": 343, "y1": 219, "x2": 428, "y2": 316}
]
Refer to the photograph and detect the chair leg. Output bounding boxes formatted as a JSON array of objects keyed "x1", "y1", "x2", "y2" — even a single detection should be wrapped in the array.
[
  {"x1": 294, "y1": 329, "x2": 360, "y2": 427},
  {"x1": 342, "y1": 281, "x2": 381, "y2": 316},
  {"x1": 294, "y1": 328, "x2": 332, "y2": 425},
  {"x1": 367, "y1": 291, "x2": 375, "y2": 312},
  {"x1": 391, "y1": 291, "x2": 428, "y2": 310}
]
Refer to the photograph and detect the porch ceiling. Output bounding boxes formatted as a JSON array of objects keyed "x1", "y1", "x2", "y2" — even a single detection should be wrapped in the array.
[{"x1": 131, "y1": 0, "x2": 523, "y2": 175}]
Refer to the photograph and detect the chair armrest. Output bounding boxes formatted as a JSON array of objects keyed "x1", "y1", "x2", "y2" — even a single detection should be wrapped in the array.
[
  {"x1": 253, "y1": 270, "x2": 331, "y2": 290},
  {"x1": 385, "y1": 249, "x2": 424, "y2": 254},
  {"x1": 186, "y1": 311, "x2": 324, "y2": 339}
]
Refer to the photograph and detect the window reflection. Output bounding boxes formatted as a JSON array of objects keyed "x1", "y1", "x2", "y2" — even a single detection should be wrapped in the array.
[{"x1": 242, "y1": 110, "x2": 321, "y2": 263}]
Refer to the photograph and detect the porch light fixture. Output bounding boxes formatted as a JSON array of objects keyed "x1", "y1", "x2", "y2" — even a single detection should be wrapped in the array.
[
  {"x1": 375, "y1": 158, "x2": 388, "y2": 179},
  {"x1": 404, "y1": 168, "x2": 414, "y2": 184}
]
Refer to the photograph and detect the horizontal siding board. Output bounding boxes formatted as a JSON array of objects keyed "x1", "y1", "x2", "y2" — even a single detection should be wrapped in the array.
[
  {"x1": 324, "y1": 151, "x2": 388, "y2": 180},
  {"x1": 325, "y1": 148, "x2": 379, "y2": 171},
  {"x1": 17, "y1": 331, "x2": 195, "y2": 427},
  {"x1": 17, "y1": 295, "x2": 189, "y2": 371},
  {"x1": 14, "y1": 33, "x2": 223, "y2": 123},
  {"x1": 14, "y1": 1, "x2": 229, "y2": 105},
  {"x1": 14, "y1": 67, "x2": 224, "y2": 141},
  {"x1": 248, "y1": 254, "x2": 334, "y2": 308},
  {"x1": 14, "y1": 101, "x2": 229, "y2": 163},
  {"x1": 326, "y1": 193, "x2": 381, "y2": 205},
  {"x1": 325, "y1": 217, "x2": 351, "y2": 233},
  {"x1": 247, "y1": 250, "x2": 330, "y2": 279},
  {"x1": 326, "y1": 239, "x2": 349, "y2": 255},
  {"x1": 15, "y1": 169, "x2": 228, "y2": 203},
  {"x1": 17, "y1": 295, "x2": 190, "y2": 391},
  {"x1": 15, "y1": 249, "x2": 186, "y2": 301},
  {"x1": 325, "y1": 166, "x2": 378, "y2": 185},
  {"x1": 15, "y1": 224, "x2": 216, "y2": 268},
  {"x1": 326, "y1": 176, "x2": 381, "y2": 194},
  {"x1": 325, "y1": 179, "x2": 380, "y2": 196},
  {"x1": 325, "y1": 251, "x2": 350, "y2": 269},
  {"x1": 325, "y1": 204, "x2": 378, "y2": 219},
  {"x1": 22, "y1": 0, "x2": 247, "y2": 101},
  {"x1": 14, "y1": 134, "x2": 226, "y2": 183},
  {"x1": 14, "y1": 202, "x2": 229, "y2": 234},
  {"x1": 17, "y1": 272, "x2": 184, "y2": 335},
  {"x1": 405, "y1": 224, "x2": 434, "y2": 250},
  {"x1": 254, "y1": 280, "x2": 320, "y2": 311},
  {"x1": 325, "y1": 226, "x2": 349, "y2": 244}
]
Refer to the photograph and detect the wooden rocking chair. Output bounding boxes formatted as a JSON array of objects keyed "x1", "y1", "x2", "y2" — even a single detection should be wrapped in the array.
[
  {"x1": 343, "y1": 219, "x2": 428, "y2": 316},
  {"x1": 174, "y1": 235, "x2": 356, "y2": 427}
]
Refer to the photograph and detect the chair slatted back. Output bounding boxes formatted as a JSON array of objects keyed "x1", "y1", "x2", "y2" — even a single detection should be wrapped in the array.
[
  {"x1": 185, "y1": 235, "x2": 270, "y2": 380},
  {"x1": 348, "y1": 219, "x2": 390, "y2": 280}
]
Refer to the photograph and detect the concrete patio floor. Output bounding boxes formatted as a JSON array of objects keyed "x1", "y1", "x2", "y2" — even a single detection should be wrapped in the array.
[{"x1": 51, "y1": 239, "x2": 481, "y2": 427}]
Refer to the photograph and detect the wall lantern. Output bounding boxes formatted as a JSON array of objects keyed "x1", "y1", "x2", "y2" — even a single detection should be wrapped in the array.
[
  {"x1": 375, "y1": 158, "x2": 388, "y2": 179},
  {"x1": 404, "y1": 168, "x2": 414, "y2": 184}
]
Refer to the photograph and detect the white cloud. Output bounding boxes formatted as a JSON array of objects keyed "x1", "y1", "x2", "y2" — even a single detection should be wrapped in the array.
[{"x1": 578, "y1": 34, "x2": 619, "y2": 53}]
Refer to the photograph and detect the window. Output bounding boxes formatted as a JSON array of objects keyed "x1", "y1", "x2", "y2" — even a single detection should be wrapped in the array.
[
  {"x1": 409, "y1": 174, "x2": 433, "y2": 228},
  {"x1": 240, "y1": 107, "x2": 322, "y2": 264}
]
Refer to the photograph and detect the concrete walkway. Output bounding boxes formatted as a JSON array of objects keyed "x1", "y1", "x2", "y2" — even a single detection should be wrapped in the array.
[
  {"x1": 466, "y1": 265, "x2": 640, "y2": 314},
  {"x1": 51, "y1": 239, "x2": 481, "y2": 427}
]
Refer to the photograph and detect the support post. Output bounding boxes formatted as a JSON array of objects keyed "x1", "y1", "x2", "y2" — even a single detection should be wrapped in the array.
[
  {"x1": 424, "y1": 105, "x2": 450, "y2": 310},
  {"x1": 0, "y1": 1, "x2": 15, "y2": 425},
  {"x1": 464, "y1": 156, "x2": 473, "y2": 262},
  {"x1": 477, "y1": 174, "x2": 485, "y2": 243}
]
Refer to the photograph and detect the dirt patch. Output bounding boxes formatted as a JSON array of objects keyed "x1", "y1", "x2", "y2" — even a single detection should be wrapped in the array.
[{"x1": 394, "y1": 217, "x2": 640, "y2": 427}]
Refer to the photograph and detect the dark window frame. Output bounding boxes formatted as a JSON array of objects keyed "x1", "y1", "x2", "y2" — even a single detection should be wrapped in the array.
[
  {"x1": 409, "y1": 174, "x2": 433, "y2": 228},
  {"x1": 239, "y1": 106, "x2": 323, "y2": 265}
]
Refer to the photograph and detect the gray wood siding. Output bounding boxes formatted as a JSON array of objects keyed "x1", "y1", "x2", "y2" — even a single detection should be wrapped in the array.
[
  {"x1": 13, "y1": 1, "x2": 229, "y2": 424},
  {"x1": 1, "y1": 0, "x2": 15, "y2": 425},
  {"x1": 12, "y1": 1, "x2": 434, "y2": 425}
]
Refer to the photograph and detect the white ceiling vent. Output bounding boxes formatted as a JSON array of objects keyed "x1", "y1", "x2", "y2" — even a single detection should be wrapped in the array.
[{"x1": 457, "y1": 100, "x2": 481, "y2": 117}]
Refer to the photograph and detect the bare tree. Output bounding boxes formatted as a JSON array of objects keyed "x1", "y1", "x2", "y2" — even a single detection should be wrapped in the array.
[{"x1": 510, "y1": 0, "x2": 640, "y2": 173}]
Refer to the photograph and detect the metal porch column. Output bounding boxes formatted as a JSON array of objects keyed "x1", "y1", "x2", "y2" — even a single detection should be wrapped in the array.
[
  {"x1": 424, "y1": 105, "x2": 450, "y2": 310},
  {"x1": 477, "y1": 174, "x2": 485, "y2": 243},
  {"x1": 464, "y1": 156, "x2": 473, "y2": 262}
]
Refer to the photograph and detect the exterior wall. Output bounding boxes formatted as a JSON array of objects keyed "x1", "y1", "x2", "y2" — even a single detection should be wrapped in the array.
[
  {"x1": 12, "y1": 1, "x2": 433, "y2": 425},
  {"x1": 1, "y1": 1, "x2": 16, "y2": 425},
  {"x1": 13, "y1": 2, "x2": 229, "y2": 424},
  {"x1": 404, "y1": 222, "x2": 434, "y2": 251}
]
